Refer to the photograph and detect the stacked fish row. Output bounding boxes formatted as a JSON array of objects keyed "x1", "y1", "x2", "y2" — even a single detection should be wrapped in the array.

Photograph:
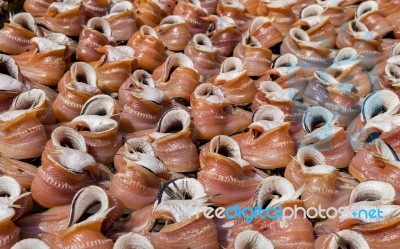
[{"x1": 1, "y1": 0, "x2": 400, "y2": 248}]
